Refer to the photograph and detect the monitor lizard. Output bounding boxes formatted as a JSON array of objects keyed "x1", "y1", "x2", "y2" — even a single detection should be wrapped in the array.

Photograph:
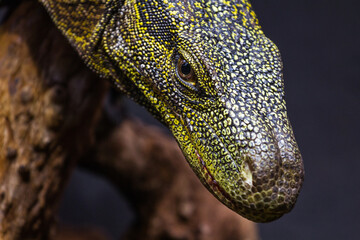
[{"x1": 1, "y1": 0, "x2": 304, "y2": 222}]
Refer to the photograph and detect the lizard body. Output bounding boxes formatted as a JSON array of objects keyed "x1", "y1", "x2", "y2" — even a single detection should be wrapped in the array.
[{"x1": 23, "y1": 0, "x2": 303, "y2": 222}]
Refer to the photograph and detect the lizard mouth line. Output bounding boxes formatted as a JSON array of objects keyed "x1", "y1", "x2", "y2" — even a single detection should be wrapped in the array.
[
  {"x1": 194, "y1": 149, "x2": 238, "y2": 207},
  {"x1": 180, "y1": 111, "x2": 244, "y2": 209}
]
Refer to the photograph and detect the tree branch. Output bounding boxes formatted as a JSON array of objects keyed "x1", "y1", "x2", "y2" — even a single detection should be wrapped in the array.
[{"x1": 0, "y1": 2, "x2": 107, "y2": 239}]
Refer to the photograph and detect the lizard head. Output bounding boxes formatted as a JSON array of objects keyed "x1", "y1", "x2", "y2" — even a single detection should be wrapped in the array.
[
  {"x1": 41, "y1": 0, "x2": 304, "y2": 222},
  {"x1": 105, "y1": 0, "x2": 304, "y2": 222}
]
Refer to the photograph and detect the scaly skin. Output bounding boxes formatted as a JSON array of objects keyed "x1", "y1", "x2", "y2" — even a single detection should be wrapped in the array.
[{"x1": 37, "y1": 0, "x2": 304, "y2": 222}]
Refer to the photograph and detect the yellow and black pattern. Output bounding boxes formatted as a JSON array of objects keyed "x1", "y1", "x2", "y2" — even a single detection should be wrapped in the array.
[{"x1": 40, "y1": 0, "x2": 304, "y2": 222}]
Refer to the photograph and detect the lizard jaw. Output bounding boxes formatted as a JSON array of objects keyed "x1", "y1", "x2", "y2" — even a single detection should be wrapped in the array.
[{"x1": 192, "y1": 147, "x2": 301, "y2": 223}]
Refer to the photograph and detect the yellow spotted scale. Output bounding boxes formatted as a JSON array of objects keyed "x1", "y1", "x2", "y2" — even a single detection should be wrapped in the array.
[{"x1": 38, "y1": 0, "x2": 304, "y2": 222}]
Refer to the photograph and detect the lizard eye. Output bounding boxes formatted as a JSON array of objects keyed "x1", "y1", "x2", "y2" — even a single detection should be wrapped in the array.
[{"x1": 176, "y1": 56, "x2": 197, "y2": 88}]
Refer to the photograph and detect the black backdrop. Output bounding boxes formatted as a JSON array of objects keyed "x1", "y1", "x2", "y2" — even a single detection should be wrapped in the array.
[
  {"x1": 1, "y1": 0, "x2": 357, "y2": 239},
  {"x1": 251, "y1": 0, "x2": 360, "y2": 239}
]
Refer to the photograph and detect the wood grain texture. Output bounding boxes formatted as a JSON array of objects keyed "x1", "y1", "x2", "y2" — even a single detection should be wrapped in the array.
[{"x1": 0, "y1": 1, "x2": 107, "y2": 239}]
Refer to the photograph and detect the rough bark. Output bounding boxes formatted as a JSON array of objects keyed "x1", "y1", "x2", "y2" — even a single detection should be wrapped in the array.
[
  {"x1": 0, "y1": 1, "x2": 259, "y2": 240},
  {"x1": 0, "y1": 1, "x2": 107, "y2": 239}
]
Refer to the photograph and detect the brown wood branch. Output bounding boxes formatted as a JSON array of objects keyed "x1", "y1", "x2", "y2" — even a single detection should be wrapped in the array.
[{"x1": 0, "y1": 1, "x2": 107, "y2": 239}]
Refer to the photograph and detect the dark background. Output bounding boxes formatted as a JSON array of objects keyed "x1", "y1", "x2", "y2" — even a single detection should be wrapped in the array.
[
  {"x1": 252, "y1": 0, "x2": 360, "y2": 239},
  {"x1": 2, "y1": 0, "x2": 360, "y2": 239},
  {"x1": 61, "y1": 0, "x2": 360, "y2": 239}
]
